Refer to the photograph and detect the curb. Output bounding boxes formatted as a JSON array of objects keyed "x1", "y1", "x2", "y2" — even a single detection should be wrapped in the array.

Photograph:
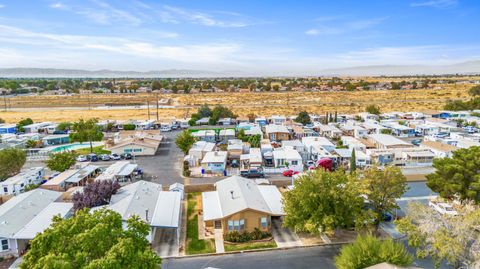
[{"x1": 163, "y1": 241, "x2": 352, "y2": 260}]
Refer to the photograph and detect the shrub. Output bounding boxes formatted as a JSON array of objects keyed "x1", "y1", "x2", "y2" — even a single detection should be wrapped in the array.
[{"x1": 224, "y1": 228, "x2": 271, "y2": 243}]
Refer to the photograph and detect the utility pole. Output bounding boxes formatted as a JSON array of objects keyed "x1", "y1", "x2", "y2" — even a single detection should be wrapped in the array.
[
  {"x1": 3, "y1": 93, "x2": 6, "y2": 112},
  {"x1": 147, "y1": 96, "x2": 150, "y2": 120},
  {"x1": 156, "y1": 92, "x2": 159, "y2": 122}
]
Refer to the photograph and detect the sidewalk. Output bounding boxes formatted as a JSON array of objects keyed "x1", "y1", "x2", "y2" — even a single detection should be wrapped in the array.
[{"x1": 214, "y1": 229, "x2": 225, "y2": 253}]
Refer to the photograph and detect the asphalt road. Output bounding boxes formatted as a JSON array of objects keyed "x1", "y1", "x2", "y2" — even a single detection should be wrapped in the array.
[
  {"x1": 162, "y1": 246, "x2": 340, "y2": 269},
  {"x1": 135, "y1": 130, "x2": 185, "y2": 186}
]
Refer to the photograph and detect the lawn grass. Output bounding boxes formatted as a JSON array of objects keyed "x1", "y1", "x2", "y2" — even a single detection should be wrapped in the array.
[
  {"x1": 74, "y1": 146, "x2": 111, "y2": 155},
  {"x1": 224, "y1": 240, "x2": 277, "y2": 252},
  {"x1": 186, "y1": 193, "x2": 216, "y2": 255}
]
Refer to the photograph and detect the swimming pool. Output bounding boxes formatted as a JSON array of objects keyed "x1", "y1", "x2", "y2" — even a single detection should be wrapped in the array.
[{"x1": 50, "y1": 142, "x2": 103, "y2": 153}]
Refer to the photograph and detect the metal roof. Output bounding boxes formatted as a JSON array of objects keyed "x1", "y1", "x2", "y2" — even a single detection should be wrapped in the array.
[{"x1": 0, "y1": 189, "x2": 62, "y2": 238}]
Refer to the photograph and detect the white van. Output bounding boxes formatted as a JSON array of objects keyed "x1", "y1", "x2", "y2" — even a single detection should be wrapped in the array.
[{"x1": 160, "y1": 123, "x2": 172, "y2": 132}]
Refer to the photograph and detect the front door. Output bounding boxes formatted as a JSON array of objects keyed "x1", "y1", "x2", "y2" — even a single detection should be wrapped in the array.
[{"x1": 214, "y1": 220, "x2": 222, "y2": 229}]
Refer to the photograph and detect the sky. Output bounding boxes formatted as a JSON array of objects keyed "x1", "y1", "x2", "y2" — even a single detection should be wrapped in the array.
[{"x1": 0, "y1": 0, "x2": 479, "y2": 75}]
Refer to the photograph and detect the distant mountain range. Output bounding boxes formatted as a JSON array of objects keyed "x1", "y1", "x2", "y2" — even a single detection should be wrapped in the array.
[{"x1": 1, "y1": 60, "x2": 480, "y2": 78}]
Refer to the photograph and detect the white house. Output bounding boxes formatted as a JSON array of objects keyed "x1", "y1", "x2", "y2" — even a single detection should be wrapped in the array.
[
  {"x1": 95, "y1": 161, "x2": 139, "y2": 182},
  {"x1": 192, "y1": 130, "x2": 216, "y2": 143},
  {"x1": 421, "y1": 141, "x2": 458, "y2": 158},
  {"x1": 0, "y1": 189, "x2": 72, "y2": 257},
  {"x1": 218, "y1": 129, "x2": 235, "y2": 143},
  {"x1": 2, "y1": 167, "x2": 45, "y2": 196},
  {"x1": 302, "y1": 136, "x2": 336, "y2": 159},
  {"x1": 22, "y1": 122, "x2": 52, "y2": 133},
  {"x1": 201, "y1": 151, "x2": 228, "y2": 174},
  {"x1": 367, "y1": 134, "x2": 413, "y2": 150},
  {"x1": 94, "y1": 180, "x2": 182, "y2": 246},
  {"x1": 186, "y1": 141, "x2": 216, "y2": 166},
  {"x1": 269, "y1": 115, "x2": 287, "y2": 125},
  {"x1": 272, "y1": 147, "x2": 303, "y2": 172}
]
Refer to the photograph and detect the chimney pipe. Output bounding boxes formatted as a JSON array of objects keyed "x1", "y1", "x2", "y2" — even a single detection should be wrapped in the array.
[
  {"x1": 230, "y1": 191, "x2": 234, "y2": 199},
  {"x1": 145, "y1": 209, "x2": 149, "y2": 222}
]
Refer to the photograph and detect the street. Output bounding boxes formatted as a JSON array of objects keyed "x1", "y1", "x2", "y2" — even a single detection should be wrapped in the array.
[{"x1": 162, "y1": 246, "x2": 340, "y2": 269}]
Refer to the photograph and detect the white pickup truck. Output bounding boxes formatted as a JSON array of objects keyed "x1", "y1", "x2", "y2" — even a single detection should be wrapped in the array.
[{"x1": 428, "y1": 201, "x2": 458, "y2": 216}]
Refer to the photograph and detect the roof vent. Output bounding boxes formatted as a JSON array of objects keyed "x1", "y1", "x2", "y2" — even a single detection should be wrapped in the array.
[
  {"x1": 135, "y1": 195, "x2": 140, "y2": 200},
  {"x1": 230, "y1": 191, "x2": 234, "y2": 199}
]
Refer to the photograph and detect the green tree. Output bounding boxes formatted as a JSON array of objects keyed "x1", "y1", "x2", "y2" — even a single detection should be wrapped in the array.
[
  {"x1": 283, "y1": 170, "x2": 364, "y2": 235},
  {"x1": 294, "y1": 111, "x2": 311, "y2": 125},
  {"x1": 151, "y1": 80, "x2": 161, "y2": 91},
  {"x1": 209, "y1": 105, "x2": 237, "y2": 125},
  {"x1": 21, "y1": 209, "x2": 161, "y2": 269},
  {"x1": 123, "y1": 123, "x2": 136, "y2": 130},
  {"x1": 246, "y1": 134, "x2": 261, "y2": 148},
  {"x1": 363, "y1": 166, "x2": 408, "y2": 227},
  {"x1": 176, "y1": 130, "x2": 196, "y2": 154},
  {"x1": 237, "y1": 128, "x2": 246, "y2": 141},
  {"x1": 426, "y1": 146, "x2": 480, "y2": 203},
  {"x1": 335, "y1": 234, "x2": 414, "y2": 269},
  {"x1": 46, "y1": 151, "x2": 77, "y2": 172},
  {"x1": 70, "y1": 119, "x2": 104, "y2": 153},
  {"x1": 365, "y1": 104, "x2": 381, "y2": 115},
  {"x1": 0, "y1": 148, "x2": 26, "y2": 180},
  {"x1": 197, "y1": 104, "x2": 212, "y2": 118},
  {"x1": 25, "y1": 140, "x2": 38, "y2": 148},
  {"x1": 57, "y1": 122, "x2": 72, "y2": 131},
  {"x1": 469, "y1": 85, "x2": 480, "y2": 96},
  {"x1": 17, "y1": 118, "x2": 33, "y2": 132},
  {"x1": 396, "y1": 203, "x2": 480, "y2": 268},
  {"x1": 350, "y1": 149, "x2": 356, "y2": 173}
]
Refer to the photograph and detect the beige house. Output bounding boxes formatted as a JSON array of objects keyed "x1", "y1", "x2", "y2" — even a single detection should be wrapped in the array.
[
  {"x1": 201, "y1": 176, "x2": 284, "y2": 235},
  {"x1": 264, "y1": 124, "x2": 290, "y2": 142},
  {"x1": 107, "y1": 131, "x2": 163, "y2": 156}
]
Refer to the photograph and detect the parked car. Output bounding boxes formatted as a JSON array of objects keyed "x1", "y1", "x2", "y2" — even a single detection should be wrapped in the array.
[
  {"x1": 76, "y1": 155, "x2": 88, "y2": 162},
  {"x1": 121, "y1": 153, "x2": 133, "y2": 160},
  {"x1": 282, "y1": 169, "x2": 300, "y2": 177},
  {"x1": 429, "y1": 201, "x2": 458, "y2": 216},
  {"x1": 99, "y1": 154, "x2": 110, "y2": 161},
  {"x1": 160, "y1": 125, "x2": 172, "y2": 132},
  {"x1": 87, "y1": 153, "x2": 98, "y2": 162},
  {"x1": 464, "y1": 126, "x2": 479, "y2": 133},
  {"x1": 411, "y1": 139, "x2": 422, "y2": 146},
  {"x1": 110, "y1": 153, "x2": 121, "y2": 160},
  {"x1": 53, "y1": 130, "x2": 68, "y2": 135},
  {"x1": 48, "y1": 172, "x2": 60, "y2": 180},
  {"x1": 240, "y1": 169, "x2": 265, "y2": 178}
]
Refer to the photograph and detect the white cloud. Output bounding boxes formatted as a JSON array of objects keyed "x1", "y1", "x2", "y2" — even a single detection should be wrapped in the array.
[
  {"x1": 305, "y1": 17, "x2": 387, "y2": 36},
  {"x1": 0, "y1": 4, "x2": 5, "y2": 8},
  {"x1": 159, "y1": 5, "x2": 250, "y2": 28},
  {"x1": 49, "y1": 2, "x2": 68, "y2": 10},
  {"x1": 410, "y1": 0, "x2": 458, "y2": 9}
]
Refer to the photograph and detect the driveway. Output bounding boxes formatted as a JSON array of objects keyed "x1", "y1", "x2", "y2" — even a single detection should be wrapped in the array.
[
  {"x1": 271, "y1": 218, "x2": 302, "y2": 248},
  {"x1": 136, "y1": 130, "x2": 185, "y2": 186},
  {"x1": 152, "y1": 228, "x2": 179, "y2": 258}
]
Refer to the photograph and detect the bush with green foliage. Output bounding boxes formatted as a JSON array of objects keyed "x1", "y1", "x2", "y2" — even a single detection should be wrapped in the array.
[
  {"x1": 21, "y1": 209, "x2": 161, "y2": 269},
  {"x1": 70, "y1": 119, "x2": 104, "y2": 153},
  {"x1": 46, "y1": 151, "x2": 77, "y2": 172},
  {"x1": 0, "y1": 148, "x2": 26, "y2": 180},
  {"x1": 335, "y1": 234, "x2": 414, "y2": 269},
  {"x1": 365, "y1": 104, "x2": 381, "y2": 115},
  {"x1": 123, "y1": 123, "x2": 136, "y2": 130},
  {"x1": 176, "y1": 130, "x2": 196, "y2": 155},
  {"x1": 224, "y1": 228, "x2": 271, "y2": 243},
  {"x1": 17, "y1": 118, "x2": 33, "y2": 132},
  {"x1": 294, "y1": 111, "x2": 312, "y2": 125},
  {"x1": 209, "y1": 105, "x2": 237, "y2": 125}
]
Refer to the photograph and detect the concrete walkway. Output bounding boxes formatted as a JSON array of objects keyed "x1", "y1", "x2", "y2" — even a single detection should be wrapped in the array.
[{"x1": 214, "y1": 229, "x2": 225, "y2": 253}]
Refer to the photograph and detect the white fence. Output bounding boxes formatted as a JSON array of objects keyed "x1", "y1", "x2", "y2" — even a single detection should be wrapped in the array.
[{"x1": 263, "y1": 167, "x2": 288, "y2": 174}]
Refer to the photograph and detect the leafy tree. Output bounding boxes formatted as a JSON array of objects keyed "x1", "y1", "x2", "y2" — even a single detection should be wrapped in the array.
[
  {"x1": 209, "y1": 105, "x2": 237, "y2": 125},
  {"x1": 335, "y1": 234, "x2": 414, "y2": 269},
  {"x1": 469, "y1": 85, "x2": 480, "y2": 96},
  {"x1": 57, "y1": 122, "x2": 72, "y2": 131},
  {"x1": 246, "y1": 134, "x2": 261, "y2": 148},
  {"x1": 294, "y1": 111, "x2": 311, "y2": 125},
  {"x1": 46, "y1": 151, "x2": 77, "y2": 172},
  {"x1": 70, "y1": 119, "x2": 104, "y2": 153},
  {"x1": 123, "y1": 123, "x2": 136, "y2": 130},
  {"x1": 237, "y1": 128, "x2": 246, "y2": 141},
  {"x1": 0, "y1": 118, "x2": 4, "y2": 124},
  {"x1": 175, "y1": 130, "x2": 196, "y2": 155},
  {"x1": 426, "y1": 146, "x2": 480, "y2": 203},
  {"x1": 363, "y1": 166, "x2": 408, "y2": 226},
  {"x1": 151, "y1": 80, "x2": 161, "y2": 91},
  {"x1": 21, "y1": 209, "x2": 161, "y2": 269},
  {"x1": 197, "y1": 104, "x2": 212, "y2": 118},
  {"x1": 25, "y1": 139, "x2": 38, "y2": 148},
  {"x1": 72, "y1": 180, "x2": 120, "y2": 211},
  {"x1": 396, "y1": 203, "x2": 480, "y2": 268},
  {"x1": 350, "y1": 149, "x2": 356, "y2": 173},
  {"x1": 283, "y1": 170, "x2": 364, "y2": 235},
  {"x1": 365, "y1": 104, "x2": 381, "y2": 115},
  {"x1": 17, "y1": 118, "x2": 33, "y2": 132},
  {"x1": 0, "y1": 148, "x2": 26, "y2": 180}
]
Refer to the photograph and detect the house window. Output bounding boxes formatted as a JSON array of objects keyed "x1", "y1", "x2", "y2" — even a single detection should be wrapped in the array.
[
  {"x1": 291, "y1": 160, "x2": 298, "y2": 166},
  {"x1": 3, "y1": 187, "x2": 7, "y2": 194},
  {"x1": 1, "y1": 239, "x2": 8, "y2": 251},
  {"x1": 134, "y1": 148, "x2": 142, "y2": 152},
  {"x1": 239, "y1": 219, "x2": 245, "y2": 230},
  {"x1": 124, "y1": 149, "x2": 132, "y2": 153},
  {"x1": 234, "y1": 220, "x2": 240, "y2": 231},
  {"x1": 260, "y1": 217, "x2": 268, "y2": 228},
  {"x1": 228, "y1": 220, "x2": 233, "y2": 231}
]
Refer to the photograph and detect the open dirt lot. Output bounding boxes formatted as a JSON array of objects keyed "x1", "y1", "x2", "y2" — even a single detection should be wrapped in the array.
[{"x1": 0, "y1": 84, "x2": 471, "y2": 123}]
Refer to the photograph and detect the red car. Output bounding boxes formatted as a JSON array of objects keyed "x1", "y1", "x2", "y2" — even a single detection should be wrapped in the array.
[{"x1": 282, "y1": 169, "x2": 299, "y2": 177}]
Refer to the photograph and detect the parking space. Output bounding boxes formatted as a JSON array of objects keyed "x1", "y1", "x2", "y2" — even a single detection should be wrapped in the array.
[
  {"x1": 152, "y1": 228, "x2": 180, "y2": 258},
  {"x1": 271, "y1": 218, "x2": 303, "y2": 248}
]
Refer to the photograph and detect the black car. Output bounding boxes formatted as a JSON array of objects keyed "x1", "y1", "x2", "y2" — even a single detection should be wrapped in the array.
[
  {"x1": 240, "y1": 169, "x2": 265, "y2": 178},
  {"x1": 121, "y1": 153, "x2": 133, "y2": 160}
]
